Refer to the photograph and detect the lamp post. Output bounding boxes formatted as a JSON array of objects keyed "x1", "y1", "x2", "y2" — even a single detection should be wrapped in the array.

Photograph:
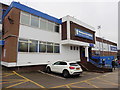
[
  {"x1": 102, "y1": 37, "x2": 104, "y2": 56},
  {"x1": 97, "y1": 25, "x2": 103, "y2": 67},
  {"x1": 97, "y1": 25, "x2": 101, "y2": 56}
]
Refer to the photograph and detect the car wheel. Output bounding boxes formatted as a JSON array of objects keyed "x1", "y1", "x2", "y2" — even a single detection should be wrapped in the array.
[
  {"x1": 46, "y1": 67, "x2": 51, "y2": 73},
  {"x1": 63, "y1": 70, "x2": 70, "y2": 78}
]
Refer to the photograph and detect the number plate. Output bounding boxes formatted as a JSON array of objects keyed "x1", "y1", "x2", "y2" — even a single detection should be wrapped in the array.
[{"x1": 76, "y1": 68, "x2": 80, "y2": 70}]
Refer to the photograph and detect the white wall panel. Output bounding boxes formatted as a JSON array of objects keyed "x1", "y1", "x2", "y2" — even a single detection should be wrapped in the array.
[
  {"x1": 19, "y1": 25, "x2": 60, "y2": 43},
  {"x1": 17, "y1": 45, "x2": 80, "y2": 66}
]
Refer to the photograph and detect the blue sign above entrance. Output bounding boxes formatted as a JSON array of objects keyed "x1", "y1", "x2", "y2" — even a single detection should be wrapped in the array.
[{"x1": 75, "y1": 28, "x2": 93, "y2": 40}]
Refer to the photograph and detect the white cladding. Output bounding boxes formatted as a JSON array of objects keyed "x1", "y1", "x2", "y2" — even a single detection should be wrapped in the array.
[
  {"x1": 62, "y1": 15, "x2": 95, "y2": 31},
  {"x1": 17, "y1": 25, "x2": 80, "y2": 66},
  {"x1": 19, "y1": 25, "x2": 60, "y2": 43}
]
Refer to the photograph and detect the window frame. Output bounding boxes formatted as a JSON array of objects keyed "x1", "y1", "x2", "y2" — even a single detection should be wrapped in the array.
[
  {"x1": 46, "y1": 42, "x2": 54, "y2": 53},
  {"x1": 20, "y1": 11, "x2": 60, "y2": 33},
  {"x1": 30, "y1": 15, "x2": 39, "y2": 28},
  {"x1": 54, "y1": 24, "x2": 59, "y2": 33},
  {"x1": 20, "y1": 11, "x2": 30, "y2": 26},
  {"x1": 18, "y1": 39, "x2": 29, "y2": 52},
  {"x1": 54, "y1": 43, "x2": 60, "y2": 53},
  {"x1": 39, "y1": 41, "x2": 47, "y2": 53},
  {"x1": 29, "y1": 39, "x2": 38, "y2": 52}
]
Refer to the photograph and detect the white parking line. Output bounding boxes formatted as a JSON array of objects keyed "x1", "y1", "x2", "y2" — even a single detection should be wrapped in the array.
[{"x1": 37, "y1": 70, "x2": 66, "y2": 80}]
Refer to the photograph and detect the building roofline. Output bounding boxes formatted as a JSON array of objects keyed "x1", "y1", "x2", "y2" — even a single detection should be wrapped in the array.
[
  {"x1": 96, "y1": 36, "x2": 117, "y2": 46},
  {"x1": 3, "y1": 1, "x2": 62, "y2": 24}
]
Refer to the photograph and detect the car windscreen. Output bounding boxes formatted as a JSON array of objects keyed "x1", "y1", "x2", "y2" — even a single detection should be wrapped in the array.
[{"x1": 69, "y1": 63, "x2": 79, "y2": 66}]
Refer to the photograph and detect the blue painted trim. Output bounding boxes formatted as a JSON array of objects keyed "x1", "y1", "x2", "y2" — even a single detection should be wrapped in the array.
[
  {"x1": 3, "y1": 1, "x2": 62, "y2": 24},
  {"x1": 89, "y1": 43, "x2": 94, "y2": 47},
  {"x1": 0, "y1": 40, "x2": 4, "y2": 45}
]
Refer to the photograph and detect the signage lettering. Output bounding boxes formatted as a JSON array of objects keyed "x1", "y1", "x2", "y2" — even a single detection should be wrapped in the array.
[{"x1": 75, "y1": 28, "x2": 93, "y2": 40}]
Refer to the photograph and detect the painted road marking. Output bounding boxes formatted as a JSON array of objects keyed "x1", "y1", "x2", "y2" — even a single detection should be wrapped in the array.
[
  {"x1": 50, "y1": 72, "x2": 118, "y2": 88},
  {"x1": 38, "y1": 70, "x2": 66, "y2": 80},
  {"x1": 13, "y1": 71, "x2": 46, "y2": 88},
  {"x1": 70, "y1": 85, "x2": 86, "y2": 88},
  {"x1": 96, "y1": 77, "x2": 118, "y2": 86},
  {"x1": 66, "y1": 85, "x2": 72, "y2": 90},
  {"x1": 6, "y1": 81, "x2": 29, "y2": 88},
  {"x1": 3, "y1": 73, "x2": 15, "y2": 77},
  {"x1": 85, "y1": 81, "x2": 99, "y2": 88},
  {"x1": 0, "y1": 80, "x2": 26, "y2": 84}
]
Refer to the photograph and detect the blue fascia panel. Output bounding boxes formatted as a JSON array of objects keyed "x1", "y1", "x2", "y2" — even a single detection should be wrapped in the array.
[
  {"x1": 0, "y1": 40, "x2": 4, "y2": 45},
  {"x1": 2, "y1": 5, "x2": 13, "y2": 20},
  {"x1": 3, "y1": 1, "x2": 62, "y2": 24}
]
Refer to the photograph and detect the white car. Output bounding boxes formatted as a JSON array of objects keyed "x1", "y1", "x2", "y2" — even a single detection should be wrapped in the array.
[{"x1": 46, "y1": 61, "x2": 83, "y2": 78}]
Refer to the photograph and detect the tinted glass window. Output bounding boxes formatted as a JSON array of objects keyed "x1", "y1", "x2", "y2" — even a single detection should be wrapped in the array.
[
  {"x1": 69, "y1": 63, "x2": 79, "y2": 66},
  {"x1": 47, "y1": 22, "x2": 54, "y2": 31},
  {"x1": 54, "y1": 24, "x2": 59, "y2": 33},
  {"x1": 70, "y1": 46, "x2": 72, "y2": 50},
  {"x1": 40, "y1": 19, "x2": 47, "y2": 30},
  {"x1": 39, "y1": 41, "x2": 46, "y2": 52},
  {"x1": 54, "y1": 46, "x2": 60, "y2": 53},
  {"x1": 54, "y1": 61, "x2": 60, "y2": 65},
  {"x1": 29, "y1": 40, "x2": 38, "y2": 52},
  {"x1": 47, "y1": 42, "x2": 53, "y2": 53},
  {"x1": 18, "y1": 39, "x2": 28, "y2": 52},
  {"x1": 31, "y1": 15, "x2": 39, "y2": 27},
  {"x1": 60, "y1": 62, "x2": 67, "y2": 65}
]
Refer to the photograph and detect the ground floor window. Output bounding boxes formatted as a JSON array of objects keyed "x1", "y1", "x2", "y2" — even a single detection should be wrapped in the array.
[
  {"x1": 39, "y1": 41, "x2": 46, "y2": 52},
  {"x1": 18, "y1": 39, "x2": 28, "y2": 52},
  {"x1": 47, "y1": 42, "x2": 53, "y2": 53},
  {"x1": 70, "y1": 46, "x2": 79, "y2": 51},
  {"x1": 29, "y1": 40, "x2": 38, "y2": 52},
  {"x1": 18, "y1": 38, "x2": 60, "y2": 53},
  {"x1": 54, "y1": 43, "x2": 60, "y2": 53}
]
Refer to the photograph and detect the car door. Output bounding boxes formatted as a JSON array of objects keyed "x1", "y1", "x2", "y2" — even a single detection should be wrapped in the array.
[
  {"x1": 56, "y1": 62, "x2": 67, "y2": 73},
  {"x1": 50, "y1": 61, "x2": 60, "y2": 72}
]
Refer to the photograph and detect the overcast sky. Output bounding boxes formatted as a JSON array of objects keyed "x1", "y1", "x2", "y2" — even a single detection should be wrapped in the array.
[{"x1": 1, "y1": 0, "x2": 119, "y2": 44}]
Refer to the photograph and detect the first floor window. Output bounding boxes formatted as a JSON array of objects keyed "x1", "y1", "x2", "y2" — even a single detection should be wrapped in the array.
[
  {"x1": 40, "y1": 19, "x2": 47, "y2": 30},
  {"x1": 20, "y1": 12, "x2": 30, "y2": 25},
  {"x1": 47, "y1": 42, "x2": 53, "y2": 53},
  {"x1": 54, "y1": 24, "x2": 59, "y2": 33},
  {"x1": 18, "y1": 39, "x2": 28, "y2": 52},
  {"x1": 29, "y1": 40, "x2": 38, "y2": 52},
  {"x1": 31, "y1": 15, "x2": 39, "y2": 28},
  {"x1": 47, "y1": 22, "x2": 54, "y2": 31}
]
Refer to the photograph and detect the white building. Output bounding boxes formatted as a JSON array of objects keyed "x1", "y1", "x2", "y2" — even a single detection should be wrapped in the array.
[{"x1": 1, "y1": 2, "x2": 117, "y2": 71}]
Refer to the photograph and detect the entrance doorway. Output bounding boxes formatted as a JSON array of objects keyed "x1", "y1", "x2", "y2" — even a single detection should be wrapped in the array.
[
  {"x1": 88, "y1": 47, "x2": 92, "y2": 59},
  {"x1": 80, "y1": 46, "x2": 87, "y2": 63}
]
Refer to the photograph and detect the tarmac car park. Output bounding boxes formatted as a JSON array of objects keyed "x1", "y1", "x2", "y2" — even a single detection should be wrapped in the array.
[{"x1": 1, "y1": 66, "x2": 119, "y2": 89}]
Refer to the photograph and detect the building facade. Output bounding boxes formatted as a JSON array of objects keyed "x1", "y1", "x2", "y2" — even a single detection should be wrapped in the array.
[
  {"x1": 0, "y1": 2, "x2": 117, "y2": 70},
  {"x1": 0, "y1": 3, "x2": 8, "y2": 60}
]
